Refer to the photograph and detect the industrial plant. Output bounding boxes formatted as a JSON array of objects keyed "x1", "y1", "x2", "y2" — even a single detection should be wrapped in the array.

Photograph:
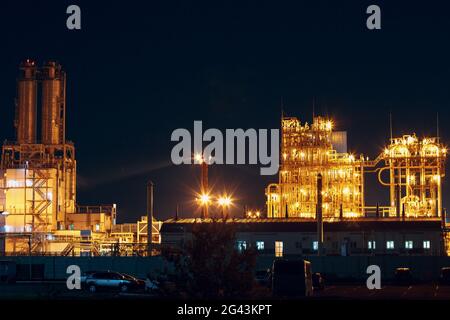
[
  {"x1": 162, "y1": 116, "x2": 449, "y2": 257},
  {"x1": 0, "y1": 60, "x2": 449, "y2": 258},
  {"x1": 0, "y1": 60, "x2": 161, "y2": 256}
]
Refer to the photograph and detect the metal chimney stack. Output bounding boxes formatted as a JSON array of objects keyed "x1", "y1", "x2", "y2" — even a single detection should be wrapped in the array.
[
  {"x1": 316, "y1": 173, "x2": 324, "y2": 256},
  {"x1": 41, "y1": 61, "x2": 65, "y2": 145},
  {"x1": 147, "y1": 181, "x2": 154, "y2": 256},
  {"x1": 16, "y1": 59, "x2": 37, "y2": 144}
]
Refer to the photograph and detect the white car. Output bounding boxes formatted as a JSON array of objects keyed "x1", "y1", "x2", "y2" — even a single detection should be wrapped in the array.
[{"x1": 85, "y1": 271, "x2": 144, "y2": 293}]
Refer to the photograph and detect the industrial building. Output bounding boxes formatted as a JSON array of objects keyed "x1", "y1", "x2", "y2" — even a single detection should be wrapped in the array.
[
  {"x1": 161, "y1": 114, "x2": 449, "y2": 256},
  {"x1": 1, "y1": 60, "x2": 448, "y2": 258},
  {"x1": 161, "y1": 218, "x2": 443, "y2": 256},
  {"x1": 0, "y1": 60, "x2": 160, "y2": 256}
]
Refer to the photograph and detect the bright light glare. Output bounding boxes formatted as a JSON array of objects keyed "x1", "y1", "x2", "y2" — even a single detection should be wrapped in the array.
[
  {"x1": 218, "y1": 196, "x2": 232, "y2": 207},
  {"x1": 198, "y1": 194, "x2": 210, "y2": 205},
  {"x1": 194, "y1": 153, "x2": 204, "y2": 164}
]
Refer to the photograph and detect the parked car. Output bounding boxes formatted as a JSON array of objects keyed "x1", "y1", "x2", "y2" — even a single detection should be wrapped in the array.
[
  {"x1": 394, "y1": 268, "x2": 413, "y2": 285},
  {"x1": 312, "y1": 272, "x2": 325, "y2": 290},
  {"x1": 80, "y1": 270, "x2": 101, "y2": 285},
  {"x1": 439, "y1": 267, "x2": 450, "y2": 285},
  {"x1": 255, "y1": 269, "x2": 271, "y2": 288},
  {"x1": 85, "y1": 271, "x2": 144, "y2": 293},
  {"x1": 121, "y1": 273, "x2": 146, "y2": 290},
  {"x1": 272, "y1": 259, "x2": 313, "y2": 297}
]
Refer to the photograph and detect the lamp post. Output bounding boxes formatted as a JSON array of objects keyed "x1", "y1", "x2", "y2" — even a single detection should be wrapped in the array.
[
  {"x1": 198, "y1": 193, "x2": 211, "y2": 219},
  {"x1": 218, "y1": 195, "x2": 232, "y2": 219},
  {"x1": 195, "y1": 153, "x2": 210, "y2": 218}
]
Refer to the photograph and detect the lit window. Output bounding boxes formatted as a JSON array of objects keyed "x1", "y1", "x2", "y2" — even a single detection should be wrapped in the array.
[
  {"x1": 313, "y1": 241, "x2": 318, "y2": 251},
  {"x1": 405, "y1": 241, "x2": 413, "y2": 249},
  {"x1": 423, "y1": 240, "x2": 431, "y2": 249},
  {"x1": 275, "y1": 241, "x2": 283, "y2": 257},
  {"x1": 386, "y1": 241, "x2": 395, "y2": 249},
  {"x1": 95, "y1": 224, "x2": 100, "y2": 232},
  {"x1": 236, "y1": 240, "x2": 247, "y2": 252},
  {"x1": 256, "y1": 241, "x2": 264, "y2": 251},
  {"x1": 368, "y1": 241, "x2": 376, "y2": 250}
]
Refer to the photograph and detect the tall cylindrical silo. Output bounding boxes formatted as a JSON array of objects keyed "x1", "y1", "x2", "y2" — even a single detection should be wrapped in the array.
[
  {"x1": 41, "y1": 61, "x2": 64, "y2": 145},
  {"x1": 16, "y1": 59, "x2": 37, "y2": 144}
]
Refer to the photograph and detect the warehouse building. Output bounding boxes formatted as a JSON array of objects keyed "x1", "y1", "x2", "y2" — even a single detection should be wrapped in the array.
[{"x1": 160, "y1": 218, "x2": 443, "y2": 256}]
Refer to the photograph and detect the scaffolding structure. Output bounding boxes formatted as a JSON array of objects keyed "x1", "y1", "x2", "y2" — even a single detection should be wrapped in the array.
[
  {"x1": 0, "y1": 60, "x2": 162, "y2": 256},
  {"x1": 378, "y1": 134, "x2": 446, "y2": 218},
  {"x1": 266, "y1": 115, "x2": 447, "y2": 223},
  {"x1": 266, "y1": 116, "x2": 364, "y2": 219}
]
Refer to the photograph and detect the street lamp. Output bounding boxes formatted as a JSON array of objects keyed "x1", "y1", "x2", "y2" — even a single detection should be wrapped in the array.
[
  {"x1": 197, "y1": 193, "x2": 211, "y2": 219},
  {"x1": 217, "y1": 195, "x2": 232, "y2": 219},
  {"x1": 194, "y1": 153, "x2": 210, "y2": 218},
  {"x1": 199, "y1": 193, "x2": 211, "y2": 205}
]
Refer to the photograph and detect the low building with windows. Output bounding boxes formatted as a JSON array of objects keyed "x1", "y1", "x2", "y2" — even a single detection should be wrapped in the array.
[{"x1": 160, "y1": 218, "x2": 443, "y2": 257}]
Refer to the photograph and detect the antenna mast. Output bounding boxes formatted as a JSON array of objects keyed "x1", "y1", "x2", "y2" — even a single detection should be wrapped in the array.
[{"x1": 389, "y1": 111, "x2": 393, "y2": 142}]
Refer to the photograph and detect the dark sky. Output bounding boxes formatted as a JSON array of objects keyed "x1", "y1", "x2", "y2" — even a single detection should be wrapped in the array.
[{"x1": 0, "y1": 0, "x2": 449, "y2": 223}]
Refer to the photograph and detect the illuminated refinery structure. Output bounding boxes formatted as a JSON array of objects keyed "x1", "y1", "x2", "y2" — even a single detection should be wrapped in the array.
[
  {"x1": 1, "y1": 60, "x2": 448, "y2": 257},
  {"x1": 266, "y1": 115, "x2": 446, "y2": 221},
  {"x1": 162, "y1": 114, "x2": 448, "y2": 257},
  {"x1": 0, "y1": 60, "x2": 160, "y2": 256},
  {"x1": 381, "y1": 135, "x2": 446, "y2": 219},
  {"x1": 267, "y1": 116, "x2": 364, "y2": 219}
]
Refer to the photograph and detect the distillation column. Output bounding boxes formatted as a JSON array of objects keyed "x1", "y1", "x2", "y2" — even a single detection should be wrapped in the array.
[
  {"x1": 41, "y1": 62, "x2": 65, "y2": 145},
  {"x1": 15, "y1": 60, "x2": 37, "y2": 144}
]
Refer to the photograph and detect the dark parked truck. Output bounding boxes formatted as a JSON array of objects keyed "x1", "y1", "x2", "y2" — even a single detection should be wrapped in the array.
[
  {"x1": 0, "y1": 260, "x2": 17, "y2": 283},
  {"x1": 272, "y1": 259, "x2": 313, "y2": 297}
]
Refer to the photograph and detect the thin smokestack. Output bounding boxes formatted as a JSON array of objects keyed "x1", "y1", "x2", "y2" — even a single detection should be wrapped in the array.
[{"x1": 16, "y1": 59, "x2": 37, "y2": 144}]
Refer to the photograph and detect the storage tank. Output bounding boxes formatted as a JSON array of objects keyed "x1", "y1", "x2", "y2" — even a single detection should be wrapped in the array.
[
  {"x1": 16, "y1": 60, "x2": 37, "y2": 144},
  {"x1": 41, "y1": 61, "x2": 64, "y2": 145}
]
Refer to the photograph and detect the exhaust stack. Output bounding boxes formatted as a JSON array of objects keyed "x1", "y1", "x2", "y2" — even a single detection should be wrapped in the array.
[
  {"x1": 41, "y1": 61, "x2": 65, "y2": 145},
  {"x1": 16, "y1": 59, "x2": 37, "y2": 144}
]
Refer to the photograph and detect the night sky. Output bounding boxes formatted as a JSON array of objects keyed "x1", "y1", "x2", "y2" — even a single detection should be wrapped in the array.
[{"x1": 0, "y1": 0, "x2": 449, "y2": 223}]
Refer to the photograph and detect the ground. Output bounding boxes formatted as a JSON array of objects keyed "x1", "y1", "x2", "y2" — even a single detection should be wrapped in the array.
[{"x1": 1, "y1": 281, "x2": 450, "y2": 300}]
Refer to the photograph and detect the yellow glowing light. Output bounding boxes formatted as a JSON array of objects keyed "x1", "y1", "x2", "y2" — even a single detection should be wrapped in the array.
[
  {"x1": 345, "y1": 212, "x2": 359, "y2": 218},
  {"x1": 406, "y1": 136, "x2": 416, "y2": 145},
  {"x1": 325, "y1": 120, "x2": 333, "y2": 130},
  {"x1": 218, "y1": 195, "x2": 232, "y2": 207},
  {"x1": 342, "y1": 187, "x2": 350, "y2": 195},
  {"x1": 348, "y1": 154, "x2": 355, "y2": 162},
  {"x1": 194, "y1": 153, "x2": 204, "y2": 164},
  {"x1": 198, "y1": 194, "x2": 210, "y2": 205},
  {"x1": 433, "y1": 175, "x2": 441, "y2": 184}
]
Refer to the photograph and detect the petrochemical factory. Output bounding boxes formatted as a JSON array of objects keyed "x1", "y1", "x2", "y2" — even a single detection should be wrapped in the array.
[
  {"x1": 1, "y1": 60, "x2": 449, "y2": 258},
  {"x1": 0, "y1": 60, "x2": 161, "y2": 256}
]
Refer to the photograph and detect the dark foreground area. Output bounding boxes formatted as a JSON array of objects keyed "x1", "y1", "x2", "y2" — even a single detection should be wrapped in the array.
[{"x1": 1, "y1": 281, "x2": 450, "y2": 300}]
